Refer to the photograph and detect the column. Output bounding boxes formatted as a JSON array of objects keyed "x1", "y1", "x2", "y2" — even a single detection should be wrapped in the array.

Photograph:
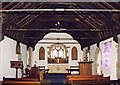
[{"x1": 117, "y1": 34, "x2": 120, "y2": 79}]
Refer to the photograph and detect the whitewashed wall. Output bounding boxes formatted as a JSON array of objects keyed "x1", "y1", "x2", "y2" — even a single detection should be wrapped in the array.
[
  {"x1": 69, "y1": 45, "x2": 82, "y2": 67},
  {"x1": 32, "y1": 44, "x2": 48, "y2": 68},
  {"x1": 0, "y1": 36, "x2": 27, "y2": 81},
  {"x1": 111, "y1": 40, "x2": 117, "y2": 80},
  {"x1": 90, "y1": 44, "x2": 97, "y2": 75},
  {"x1": 88, "y1": 36, "x2": 119, "y2": 80},
  {"x1": 82, "y1": 35, "x2": 120, "y2": 79},
  {"x1": 99, "y1": 38, "x2": 117, "y2": 80}
]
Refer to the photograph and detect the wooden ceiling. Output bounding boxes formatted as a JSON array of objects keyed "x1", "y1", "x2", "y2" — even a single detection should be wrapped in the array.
[{"x1": 1, "y1": 2, "x2": 120, "y2": 49}]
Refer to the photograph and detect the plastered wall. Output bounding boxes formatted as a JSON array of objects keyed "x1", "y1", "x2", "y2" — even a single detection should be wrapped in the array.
[{"x1": 0, "y1": 36, "x2": 27, "y2": 80}]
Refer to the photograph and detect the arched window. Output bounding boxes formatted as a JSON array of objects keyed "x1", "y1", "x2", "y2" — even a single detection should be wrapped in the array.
[
  {"x1": 52, "y1": 46, "x2": 64, "y2": 58},
  {"x1": 48, "y1": 44, "x2": 68, "y2": 63},
  {"x1": 72, "y1": 47, "x2": 78, "y2": 60},
  {"x1": 39, "y1": 47, "x2": 45, "y2": 60}
]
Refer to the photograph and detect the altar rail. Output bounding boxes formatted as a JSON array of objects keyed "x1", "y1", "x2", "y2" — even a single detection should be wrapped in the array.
[{"x1": 66, "y1": 66, "x2": 79, "y2": 74}]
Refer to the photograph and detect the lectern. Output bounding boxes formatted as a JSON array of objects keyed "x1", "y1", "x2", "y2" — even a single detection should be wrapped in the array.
[
  {"x1": 78, "y1": 61, "x2": 93, "y2": 76},
  {"x1": 10, "y1": 61, "x2": 23, "y2": 78}
]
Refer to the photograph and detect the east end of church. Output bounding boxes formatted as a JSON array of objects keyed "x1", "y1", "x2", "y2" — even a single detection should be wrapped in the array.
[{"x1": 0, "y1": 32, "x2": 120, "y2": 83}]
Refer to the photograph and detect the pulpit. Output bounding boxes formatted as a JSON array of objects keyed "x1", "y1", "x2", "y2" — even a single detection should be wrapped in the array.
[
  {"x1": 66, "y1": 61, "x2": 110, "y2": 85},
  {"x1": 78, "y1": 61, "x2": 93, "y2": 76}
]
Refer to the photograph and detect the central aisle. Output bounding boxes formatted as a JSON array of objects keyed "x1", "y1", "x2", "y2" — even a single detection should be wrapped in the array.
[{"x1": 43, "y1": 73, "x2": 67, "y2": 85}]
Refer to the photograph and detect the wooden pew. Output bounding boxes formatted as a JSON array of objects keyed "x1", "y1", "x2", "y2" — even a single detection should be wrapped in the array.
[
  {"x1": 66, "y1": 74, "x2": 110, "y2": 84},
  {"x1": 2, "y1": 77, "x2": 41, "y2": 85},
  {"x1": 2, "y1": 68, "x2": 44, "y2": 85},
  {"x1": 66, "y1": 75, "x2": 96, "y2": 84},
  {"x1": 2, "y1": 81, "x2": 41, "y2": 85},
  {"x1": 72, "y1": 80, "x2": 119, "y2": 85}
]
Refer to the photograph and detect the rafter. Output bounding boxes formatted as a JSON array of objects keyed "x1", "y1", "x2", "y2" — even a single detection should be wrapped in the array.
[{"x1": 2, "y1": 2, "x2": 119, "y2": 48}]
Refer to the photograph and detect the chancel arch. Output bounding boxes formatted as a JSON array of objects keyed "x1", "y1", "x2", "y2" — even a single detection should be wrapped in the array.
[{"x1": 33, "y1": 32, "x2": 82, "y2": 73}]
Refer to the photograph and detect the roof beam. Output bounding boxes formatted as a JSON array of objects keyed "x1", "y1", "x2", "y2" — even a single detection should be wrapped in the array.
[
  {"x1": 1, "y1": 0, "x2": 119, "y2": 2},
  {"x1": 1, "y1": 8, "x2": 120, "y2": 12},
  {"x1": 6, "y1": 28, "x2": 118, "y2": 32},
  {"x1": 15, "y1": 37, "x2": 98, "y2": 40}
]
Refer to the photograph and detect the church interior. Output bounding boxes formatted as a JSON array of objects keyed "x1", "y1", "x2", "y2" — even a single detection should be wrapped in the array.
[{"x1": 0, "y1": 1, "x2": 120, "y2": 85}]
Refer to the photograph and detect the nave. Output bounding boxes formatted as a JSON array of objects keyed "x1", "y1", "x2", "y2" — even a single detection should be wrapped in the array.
[
  {"x1": 0, "y1": 1, "x2": 120, "y2": 85},
  {"x1": 1, "y1": 63, "x2": 120, "y2": 85}
]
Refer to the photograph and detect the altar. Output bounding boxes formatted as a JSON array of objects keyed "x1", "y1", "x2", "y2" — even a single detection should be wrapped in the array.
[{"x1": 48, "y1": 64, "x2": 68, "y2": 73}]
